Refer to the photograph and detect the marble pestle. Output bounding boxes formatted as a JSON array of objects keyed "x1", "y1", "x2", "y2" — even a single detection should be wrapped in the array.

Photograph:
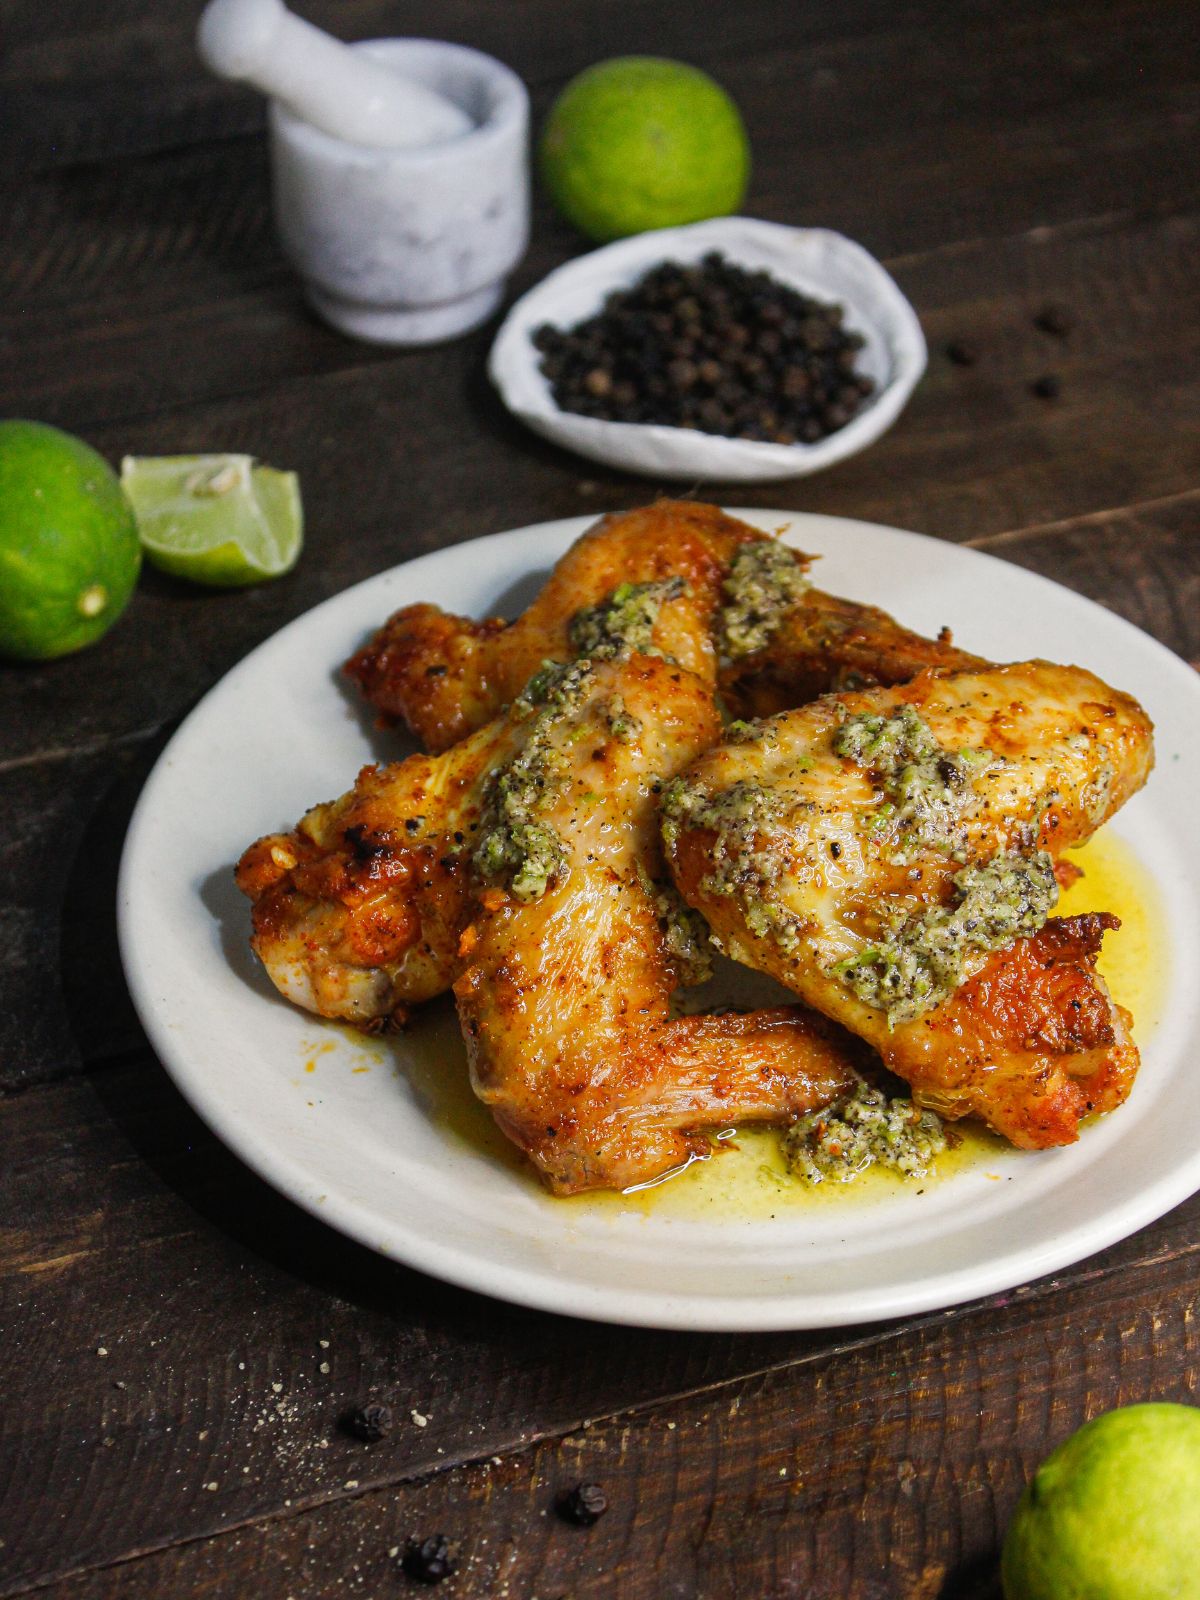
[{"x1": 197, "y1": 0, "x2": 474, "y2": 148}]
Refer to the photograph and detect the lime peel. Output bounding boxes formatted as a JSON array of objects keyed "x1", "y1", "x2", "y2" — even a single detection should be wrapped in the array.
[
  {"x1": 1002, "y1": 1402, "x2": 1200, "y2": 1599},
  {"x1": 121, "y1": 453, "x2": 303, "y2": 588},
  {"x1": 0, "y1": 419, "x2": 141, "y2": 661},
  {"x1": 539, "y1": 56, "x2": 750, "y2": 242}
]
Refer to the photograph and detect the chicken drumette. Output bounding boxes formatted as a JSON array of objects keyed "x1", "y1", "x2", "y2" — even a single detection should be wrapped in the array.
[{"x1": 663, "y1": 661, "x2": 1154, "y2": 1148}]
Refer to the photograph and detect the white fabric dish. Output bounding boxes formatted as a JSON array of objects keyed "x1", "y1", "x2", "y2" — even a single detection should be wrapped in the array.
[
  {"x1": 488, "y1": 219, "x2": 927, "y2": 482},
  {"x1": 118, "y1": 511, "x2": 1200, "y2": 1331}
]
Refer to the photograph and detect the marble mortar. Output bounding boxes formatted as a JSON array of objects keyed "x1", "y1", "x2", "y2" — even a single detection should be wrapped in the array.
[{"x1": 270, "y1": 39, "x2": 530, "y2": 345}]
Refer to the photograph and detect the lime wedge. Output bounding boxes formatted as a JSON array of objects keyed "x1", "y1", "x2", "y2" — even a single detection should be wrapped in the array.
[{"x1": 120, "y1": 454, "x2": 303, "y2": 587}]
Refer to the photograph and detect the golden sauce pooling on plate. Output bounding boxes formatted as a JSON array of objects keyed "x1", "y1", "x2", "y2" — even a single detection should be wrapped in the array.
[{"x1": 368, "y1": 828, "x2": 1168, "y2": 1220}]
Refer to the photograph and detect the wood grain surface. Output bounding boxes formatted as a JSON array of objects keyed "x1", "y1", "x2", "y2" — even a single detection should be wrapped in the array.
[{"x1": 1, "y1": 1, "x2": 1197, "y2": 1595}]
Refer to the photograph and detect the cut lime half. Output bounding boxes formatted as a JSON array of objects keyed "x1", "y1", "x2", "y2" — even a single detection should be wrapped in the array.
[{"x1": 121, "y1": 454, "x2": 303, "y2": 587}]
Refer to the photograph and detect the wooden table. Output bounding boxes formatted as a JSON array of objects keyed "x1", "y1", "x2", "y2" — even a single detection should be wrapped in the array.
[{"x1": 2, "y1": 3, "x2": 1197, "y2": 1594}]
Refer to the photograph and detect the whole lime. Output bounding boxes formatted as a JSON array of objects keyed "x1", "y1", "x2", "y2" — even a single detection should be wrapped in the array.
[
  {"x1": 0, "y1": 420, "x2": 141, "y2": 660},
  {"x1": 539, "y1": 56, "x2": 750, "y2": 242},
  {"x1": 1002, "y1": 1402, "x2": 1200, "y2": 1599}
]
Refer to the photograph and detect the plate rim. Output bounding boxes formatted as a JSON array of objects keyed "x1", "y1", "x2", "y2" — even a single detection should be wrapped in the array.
[{"x1": 117, "y1": 508, "x2": 1200, "y2": 1331}]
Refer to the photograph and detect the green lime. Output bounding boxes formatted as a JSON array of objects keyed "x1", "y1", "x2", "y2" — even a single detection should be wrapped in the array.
[
  {"x1": 0, "y1": 419, "x2": 141, "y2": 661},
  {"x1": 1002, "y1": 1403, "x2": 1200, "y2": 1599},
  {"x1": 121, "y1": 454, "x2": 303, "y2": 587},
  {"x1": 539, "y1": 56, "x2": 750, "y2": 241}
]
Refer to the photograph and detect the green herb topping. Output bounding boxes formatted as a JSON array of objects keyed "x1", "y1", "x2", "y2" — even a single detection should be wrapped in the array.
[
  {"x1": 833, "y1": 705, "x2": 995, "y2": 859},
  {"x1": 636, "y1": 863, "x2": 715, "y2": 987},
  {"x1": 783, "y1": 1079, "x2": 948, "y2": 1182},
  {"x1": 833, "y1": 849, "x2": 1059, "y2": 1025},
  {"x1": 661, "y1": 776, "x2": 806, "y2": 955},
  {"x1": 568, "y1": 577, "x2": 685, "y2": 661},
  {"x1": 720, "y1": 539, "x2": 811, "y2": 658},
  {"x1": 473, "y1": 659, "x2": 593, "y2": 901}
]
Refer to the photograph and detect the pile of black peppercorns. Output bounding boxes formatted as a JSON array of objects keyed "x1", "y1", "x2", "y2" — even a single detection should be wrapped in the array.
[{"x1": 533, "y1": 252, "x2": 875, "y2": 444}]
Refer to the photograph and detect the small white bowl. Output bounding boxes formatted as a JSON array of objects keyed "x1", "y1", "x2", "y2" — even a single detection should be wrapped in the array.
[{"x1": 488, "y1": 217, "x2": 926, "y2": 482}]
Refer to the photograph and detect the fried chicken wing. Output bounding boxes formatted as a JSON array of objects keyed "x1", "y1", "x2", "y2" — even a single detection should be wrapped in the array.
[
  {"x1": 663, "y1": 661, "x2": 1154, "y2": 1148},
  {"x1": 721, "y1": 585, "x2": 985, "y2": 719},
  {"x1": 239, "y1": 645, "x2": 859, "y2": 1191},
  {"x1": 236, "y1": 715, "x2": 521, "y2": 1025},
  {"x1": 347, "y1": 498, "x2": 996, "y2": 751},
  {"x1": 452, "y1": 652, "x2": 857, "y2": 1193},
  {"x1": 344, "y1": 500, "x2": 804, "y2": 750}
]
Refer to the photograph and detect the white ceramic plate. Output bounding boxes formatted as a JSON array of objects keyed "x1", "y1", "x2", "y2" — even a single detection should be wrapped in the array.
[
  {"x1": 488, "y1": 218, "x2": 927, "y2": 482},
  {"x1": 118, "y1": 512, "x2": 1200, "y2": 1331}
]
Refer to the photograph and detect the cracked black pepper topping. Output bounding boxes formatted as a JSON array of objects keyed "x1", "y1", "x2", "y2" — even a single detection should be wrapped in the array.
[
  {"x1": 833, "y1": 850, "x2": 1059, "y2": 1025},
  {"x1": 557, "y1": 1481, "x2": 609, "y2": 1526},
  {"x1": 637, "y1": 861, "x2": 714, "y2": 988},
  {"x1": 784, "y1": 1078, "x2": 949, "y2": 1182},
  {"x1": 832, "y1": 705, "x2": 996, "y2": 860},
  {"x1": 661, "y1": 775, "x2": 806, "y2": 956},
  {"x1": 533, "y1": 252, "x2": 875, "y2": 443}
]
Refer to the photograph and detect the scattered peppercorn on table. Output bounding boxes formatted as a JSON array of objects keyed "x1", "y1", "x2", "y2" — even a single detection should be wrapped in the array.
[{"x1": 1, "y1": 2, "x2": 1199, "y2": 1596}]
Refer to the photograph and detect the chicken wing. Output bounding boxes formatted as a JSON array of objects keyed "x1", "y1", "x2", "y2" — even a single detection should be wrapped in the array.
[
  {"x1": 663, "y1": 661, "x2": 1154, "y2": 1148},
  {"x1": 235, "y1": 714, "x2": 521, "y2": 1025},
  {"x1": 343, "y1": 500, "x2": 808, "y2": 750},
  {"x1": 721, "y1": 585, "x2": 985, "y2": 719},
  {"x1": 239, "y1": 645, "x2": 859, "y2": 1191},
  {"x1": 346, "y1": 498, "x2": 991, "y2": 747},
  {"x1": 452, "y1": 651, "x2": 857, "y2": 1193}
]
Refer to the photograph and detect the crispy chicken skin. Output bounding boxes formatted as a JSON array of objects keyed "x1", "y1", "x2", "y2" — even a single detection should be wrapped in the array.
[
  {"x1": 721, "y1": 586, "x2": 985, "y2": 719},
  {"x1": 345, "y1": 498, "x2": 991, "y2": 748},
  {"x1": 663, "y1": 661, "x2": 1154, "y2": 1148},
  {"x1": 235, "y1": 715, "x2": 521, "y2": 1025},
  {"x1": 452, "y1": 653, "x2": 857, "y2": 1193},
  {"x1": 343, "y1": 500, "x2": 801, "y2": 750},
  {"x1": 238, "y1": 649, "x2": 859, "y2": 1191}
]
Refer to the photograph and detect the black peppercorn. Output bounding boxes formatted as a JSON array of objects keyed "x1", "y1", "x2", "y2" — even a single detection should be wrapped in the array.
[
  {"x1": 1031, "y1": 374, "x2": 1062, "y2": 399},
  {"x1": 401, "y1": 1535, "x2": 458, "y2": 1584},
  {"x1": 344, "y1": 1402, "x2": 393, "y2": 1442},
  {"x1": 531, "y1": 253, "x2": 872, "y2": 445},
  {"x1": 1034, "y1": 304, "x2": 1074, "y2": 338},
  {"x1": 557, "y1": 1481, "x2": 609, "y2": 1526},
  {"x1": 946, "y1": 340, "x2": 979, "y2": 367}
]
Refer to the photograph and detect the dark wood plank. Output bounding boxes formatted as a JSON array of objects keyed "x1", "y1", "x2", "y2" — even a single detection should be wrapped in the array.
[
  {"x1": 972, "y1": 493, "x2": 1200, "y2": 671},
  {"x1": 2, "y1": 206, "x2": 1198, "y2": 769},
  {"x1": 0, "y1": 495, "x2": 1193, "y2": 1093},
  {"x1": 0, "y1": 743, "x2": 151, "y2": 1090},
  {"x1": 13, "y1": 1241, "x2": 1200, "y2": 1598},
  {"x1": 3, "y1": 1050, "x2": 1200, "y2": 1594},
  {"x1": 4, "y1": 0, "x2": 1196, "y2": 377},
  {"x1": 2, "y1": 0, "x2": 894, "y2": 170},
  {"x1": 9, "y1": 0, "x2": 1195, "y2": 192},
  {"x1": 791, "y1": 215, "x2": 1200, "y2": 537}
]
